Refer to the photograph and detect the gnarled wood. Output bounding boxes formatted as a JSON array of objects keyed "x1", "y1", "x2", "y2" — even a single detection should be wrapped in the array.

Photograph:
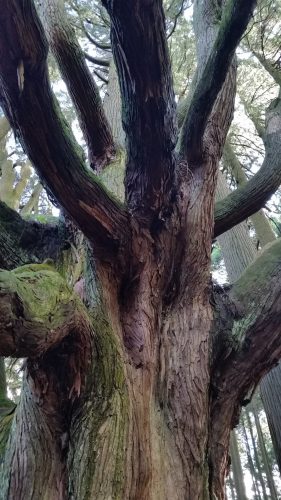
[
  {"x1": 0, "y1": 263, "x2": 92, "y2": 359},
  {"x1": 0, "y1": 0, "x2": 129, "y2": 256},
  {"x1": 1, "y1": 0, "x2": 281, "y2": 498},
  {"x1": 210, "y1": 238, "x2": 281, "y2": 498}
]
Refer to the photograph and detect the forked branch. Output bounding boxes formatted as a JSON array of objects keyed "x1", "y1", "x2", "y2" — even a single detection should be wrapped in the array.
[
  {"x1": 39, "y1": 0, "x2": 115, "y2": 172},
  {"x1": 210, "y1": 238, "x2": 281, "y2": 496},
  {"x1": 180, "y1": 0, "x2": 256, "y2": 164},
  {"x1": 214, "y1": 97, "x2": 281, "y2": 237},
  {"x1": 0, "y1": 0, "x2": 129, "y2": 255}
]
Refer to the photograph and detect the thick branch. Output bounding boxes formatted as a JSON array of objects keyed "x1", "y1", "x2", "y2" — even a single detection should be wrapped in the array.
[
  {"x1": 210, "y1": 237, "x2": 281, "y2": 496},
  {"x1": 80, "y1": 23, "x2": 111, "y2": 51},
  {"x1": 179, "y1": 0, "x2": 256, "y2": 164},
  {"x1": 39, "y1": 0, "x2": 115, "y2": 172},
  {"x1": 0, "y1": 263, "x2": 91, "y2": 358},
  {"x1": 223, "y1": 139, "x2": 276, "y2": 246},
  {"x1": 0, "y1": 201, "x2": 62, "y2": 269},
  {"x1": 252, "y1": 50, "x2": 281, "y2": 87},
  {"x1": 212, "y1": 237, "x2": 281, "y2": 413},
  {"x1": 83, "y1": 52, "x2": 110, "y2": 68},
  {"x1": 0, "y1": 0, "x2": 129, "y2": 254},
  {"x1": 102, "y1": 0, "x2": 177, "y2": 218},
  {"x1": 214, "y1": 97, "x2": 281, "y2": 237}
]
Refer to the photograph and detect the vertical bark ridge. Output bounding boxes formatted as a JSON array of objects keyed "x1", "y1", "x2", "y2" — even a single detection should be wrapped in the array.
[
  {"x1": 159, "y1": 301, "x2": 212, "y2": 498},
  {"x1": 1, "y1": 374, "x2": 68, "y2": 500},
  {"x1": 102, "y1": 0, "x2": 177, "y2": 219}
]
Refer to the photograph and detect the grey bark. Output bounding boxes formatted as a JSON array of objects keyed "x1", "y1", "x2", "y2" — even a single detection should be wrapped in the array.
[
  {"x1": 251, "y1": 402, "x2": 278, "y2": 500},
  {"x1": 246, "y1": 409, "x2": 268, "y2": 499},
  {"x1": 103, "y1": 60, "x2": 125, "y2": 149},
  {"x1": 229, "y1": 432, "x2": 247, "y2": 500},
  {"x1": 260, "y1": 367, "x2": 281, "y2": 474},
  {"x1": 216, "y1": 170, "x2": 256, "y2": 282},
  {"x1": 241, "y1": 415, "x2": 262, "y2": 500}
]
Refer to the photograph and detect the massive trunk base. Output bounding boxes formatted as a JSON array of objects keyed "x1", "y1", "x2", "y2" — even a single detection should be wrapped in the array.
[{"x1": 0, "y1": 298, "x2": 225, "y2": 500}]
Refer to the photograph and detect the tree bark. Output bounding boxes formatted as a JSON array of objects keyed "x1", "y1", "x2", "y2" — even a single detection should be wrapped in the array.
[
  {"x1": 216, "y1": 170, "x2": 256, "y2": 282},
  {"x1": 251, "y1": 401, "x2": 278, "y2": 500},
  {"x1": 241, "y1": 415, "x2": 262, "y2": 500},
  {"x1": 217, "y1": 146, "x2": 281, "y2": 486},
  {"x1": 229, "y1": 432, "x2": 247, "y2": 500},
  {"x1": 1, "y1": 1, "x2": 281, "y2": 500},
  {"x1": 245, "y1": 409, "x2": 268, "y2": 500},
  {"x1": 39, "y1": 0, "x2": 115, "y2": 172},
  {"x1": 260, "y1": 367, "x2": 281, "y2": 474}
]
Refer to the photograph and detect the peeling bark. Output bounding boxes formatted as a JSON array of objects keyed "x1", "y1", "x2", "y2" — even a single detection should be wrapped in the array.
[
  {"x1": 0, "y1": 0, "x2": 281, "y2": 499},
  {"x1": 0, "y1": 1, "x2": 129, "y2": 254},
  {"x1": 102, "y1": 0, "x2": 177, "y2": 219}
]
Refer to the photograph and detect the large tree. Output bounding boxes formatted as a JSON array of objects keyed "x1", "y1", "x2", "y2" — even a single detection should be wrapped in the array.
[{"x1": 0, "y1": 0, "x2": 281, "y2": 498}]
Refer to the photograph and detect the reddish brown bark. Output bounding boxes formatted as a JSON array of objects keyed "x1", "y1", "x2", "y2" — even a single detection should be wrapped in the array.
[{"x1": 1, "y1": 0, "x2": 281, "y2": 499}]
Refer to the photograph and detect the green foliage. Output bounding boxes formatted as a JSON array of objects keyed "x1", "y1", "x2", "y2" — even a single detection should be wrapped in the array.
[
  {"x1": 23, "y1": 213, "x2": 58, "y2": 224},
  {"x1": 211, "y1": 243, "x2": 223, "y2": 270}
]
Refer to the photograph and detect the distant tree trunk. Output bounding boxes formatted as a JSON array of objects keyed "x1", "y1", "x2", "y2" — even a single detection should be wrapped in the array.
[
  {"x1": 227, "y1": 472, "x2": 237, "y2": 500},
  {"x1": 216, "y1": 170, "x2": 256, "y2": 281},
  {"x1": 229, "y1": 150, "x2": 281, "y2": 476},
  {"x1": 223, "y1": 140, "x2": 276, "y2": 248},
  {"x1": 251, "y1": 403, "x2": 278, "y2": 500},
  {"x1": 103, "y1": 60, "x2": 125, "y2": 149},
  {"x1": 241, "y1": 415, "x2": 262, "y2": 500},
  {"x1": 260, "y1": 368, "x2": 281, "y2": 474},
  {"x1": 229, "y1": 433, "x2": 247, "y2": 500},
  {"x1": 246, "y1": 410, "x2": 268, "y2": 500},
  {"x1": 0, "y1": 359, "x2": 6, "y2": 402}
]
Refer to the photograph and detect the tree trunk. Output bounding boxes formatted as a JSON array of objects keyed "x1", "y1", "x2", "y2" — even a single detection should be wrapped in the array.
[
  {"x1": 260, "y1": 367, "x2": 281, "y2": 474},
  {"x1": 0, "y1": 259, "x2": 213, "y2": 500},
  {"x1": 229, "y1": 433, "x2": 247, "y2": 500},
  {"x1": 216, "y1": 170, "x2": 256, "y2": 282},
  {"x1": 251, "y1": 402, "x2": 278, "y2": 500},
  {"x1": 216, "y1": 161, "x2": 281, "y2": 483},
  {"x1": 1, "y1": 1, "x2": 281, "y2": 500},
  {"x1": 245, "y1": 410, "x2": 268, "y2": 500},
  {"x1": 241, "y1": 415, "x2": 262, "y2": 500},
  {"x1": 227, "y1": 472, "x2": 236, "y2": 500}
]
